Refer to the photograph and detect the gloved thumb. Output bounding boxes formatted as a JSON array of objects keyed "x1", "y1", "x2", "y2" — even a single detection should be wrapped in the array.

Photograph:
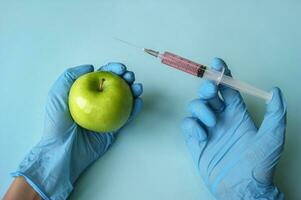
[
  {"x1": 258, "y1": 87, "x2": 287, "y2": 141},
  {"x1": 64, "y1": 64, "x2": 94, "y2": 81},
  {"x1": 253, "y1": 88, "x2": 286, "y2": 185},
  {"x1": 49, "y1": 64, "x2": 94, "y2": 97}
]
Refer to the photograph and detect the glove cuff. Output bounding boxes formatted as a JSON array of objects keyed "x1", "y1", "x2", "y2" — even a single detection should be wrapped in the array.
[
  {"x1": 10, "y1": 130, "x2": 88, "y2": 200},
  {"x1": 11, "y1": 126, "x2": 114, "y2": 199},
  {"x1": 11, "y1": 172, "x2": 54, "y2": 200},
  {"x1": 10, "y1": 136, "x2": 75, "y2": 200}
]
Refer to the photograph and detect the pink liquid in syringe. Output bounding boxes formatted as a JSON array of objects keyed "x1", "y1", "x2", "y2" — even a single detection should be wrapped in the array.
[{"x1": 160, "y1": 51, "x2": 207, "y2": 77}]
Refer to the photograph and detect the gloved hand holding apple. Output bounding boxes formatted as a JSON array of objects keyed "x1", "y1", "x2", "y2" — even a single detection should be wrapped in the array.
[{"x1": 12, "y1": 62, "x2": 143, "y2": 200}]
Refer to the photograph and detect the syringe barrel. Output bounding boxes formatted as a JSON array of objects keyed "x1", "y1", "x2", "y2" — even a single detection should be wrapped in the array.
[
  {"x1": 160, "y1": 51, "x2": 206, "y2": 77},
  {"x1": 203, "y1": 69, "x2": 272, "y2": 101}
]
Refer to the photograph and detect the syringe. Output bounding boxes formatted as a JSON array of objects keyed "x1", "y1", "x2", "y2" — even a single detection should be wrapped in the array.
[{"x1": 143, "y1": 48, "x2": 272, "y2": 101}]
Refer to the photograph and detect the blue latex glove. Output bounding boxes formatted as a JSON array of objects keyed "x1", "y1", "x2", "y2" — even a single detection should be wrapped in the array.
[
  {"x1": 181, "y1": 58, "x2": 286, "y2": 200},
  {"x1": 11, "y1": 63, "x2": 143, "y2": 200}
]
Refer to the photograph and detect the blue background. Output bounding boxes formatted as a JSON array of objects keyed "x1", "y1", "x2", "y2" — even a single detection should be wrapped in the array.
[{"x1": 1, "y1": 0, "x2": 300, "y2": 199}]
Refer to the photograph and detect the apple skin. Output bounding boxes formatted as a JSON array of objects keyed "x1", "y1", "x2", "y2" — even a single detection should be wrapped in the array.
[{"x1": 68, "y1": 71, "x2": 133, "y2": 132}]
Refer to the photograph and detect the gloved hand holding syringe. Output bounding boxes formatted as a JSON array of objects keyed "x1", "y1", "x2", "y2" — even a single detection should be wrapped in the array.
[{"x1": 115, "y1": 38, "x2": 272, "y2": 101}]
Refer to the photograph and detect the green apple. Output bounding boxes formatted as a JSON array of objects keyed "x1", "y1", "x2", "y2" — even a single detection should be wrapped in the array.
[{"x1": 68, "y1": 71, "x2": 133, "y2": 132}]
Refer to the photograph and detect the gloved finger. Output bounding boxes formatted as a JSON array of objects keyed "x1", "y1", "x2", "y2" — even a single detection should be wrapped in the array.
[
  {"x1": 198, "y1": 80, "x2": 224, "y2": 112},
  {"x1": 258, "y1": 87, "x2": 287, "y2": 141},
  {"x1": 211, "y1": 58, "x2": 242, "y2": 105},
  {"x1": 188, "y1": 99, "x2": 216, "y2": 127},
  {"x1": 131, "y1": 83, "x2": 143, "y2": 98},
  {"x1": 123, "y1": 71, "x2": 135, "y2": 85},
  {"x1": 98, "y1": 62, "x2": 126, "y2": 76},
  {"x1": 128, "y1": 98, "x2": 143, "y2": 122},
  {"x1": 181, "y1": 117, "x2": 207, "y2": 141},
  {"x1": 64, "y1": 64, "x2": 94, "y2": 81},
  {"x1": 181, "y1": 117, "x2": 208, "y2": 165}
]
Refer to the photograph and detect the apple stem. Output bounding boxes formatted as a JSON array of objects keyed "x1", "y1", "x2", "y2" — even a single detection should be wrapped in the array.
[{"x1": 99, "y1": 78, "x2": 105, "y2": 92}]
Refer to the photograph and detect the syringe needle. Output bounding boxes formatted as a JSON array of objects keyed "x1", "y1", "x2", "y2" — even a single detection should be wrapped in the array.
[
  {"x1": 113, "y1": 37, "x2": 159, "y2": 57},
  {"x1": 113, "y1": 37, "x2": 144, "y2": 50}
]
